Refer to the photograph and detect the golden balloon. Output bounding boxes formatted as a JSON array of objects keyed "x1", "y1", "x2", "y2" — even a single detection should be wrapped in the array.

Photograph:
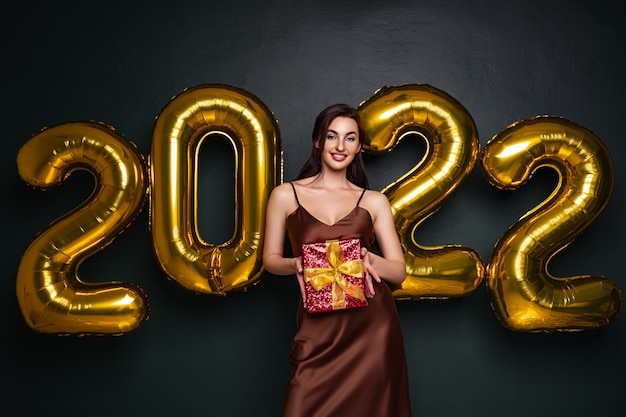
[
  {"x1": 481, "y1": 116, "x2": 622, "y2": 332},
  {"x1": 150, "y1": 84, "x2": 282, "y2": 295},
  {"x1": 16, "y1": 121, "x2": 150, "y2": 335},
  {"x1": 359, "y1": 84, "x2": 484, "y2": 299}
]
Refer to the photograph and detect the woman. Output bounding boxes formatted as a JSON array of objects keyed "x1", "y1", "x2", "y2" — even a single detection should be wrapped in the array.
[{"x1": 263, "y1": 104, "x2": 411, "y2": 416}]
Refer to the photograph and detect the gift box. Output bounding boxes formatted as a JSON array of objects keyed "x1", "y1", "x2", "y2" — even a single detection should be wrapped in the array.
[{"x1": 302, "y1": 238, "x2": 367, "y2": 313}]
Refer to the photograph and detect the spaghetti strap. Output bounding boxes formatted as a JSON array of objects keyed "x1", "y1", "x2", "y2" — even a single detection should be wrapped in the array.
[
  {"x1": 356, "y1": 188, "x2": 367, "y2": 207},
  {"x1": 289, "y1": 182, "x2": 301, "y2": 206}
]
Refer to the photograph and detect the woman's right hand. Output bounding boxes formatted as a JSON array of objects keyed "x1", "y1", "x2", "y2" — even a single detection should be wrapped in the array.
[{"x1": 294, "y1": 256, "x2": 306, "y2": 308}]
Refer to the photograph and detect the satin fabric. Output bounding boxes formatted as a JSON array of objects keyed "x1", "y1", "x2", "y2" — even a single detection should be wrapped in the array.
[{"x1": 283, "y1": 188, "x2": 411, "y2": 417}]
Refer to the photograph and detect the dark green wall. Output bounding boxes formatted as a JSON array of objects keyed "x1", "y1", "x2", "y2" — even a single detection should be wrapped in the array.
[{"x1": 2, "y1": 1, "x2": 624, "y2": 416}]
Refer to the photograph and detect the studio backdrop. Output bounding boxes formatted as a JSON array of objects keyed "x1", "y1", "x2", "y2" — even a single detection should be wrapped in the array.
[{"x1": 2, "y1": 1, "x2": 624, "y2": 416}]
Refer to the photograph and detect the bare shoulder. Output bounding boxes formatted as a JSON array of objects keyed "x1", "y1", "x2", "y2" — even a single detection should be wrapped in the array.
[
  {"x1": 361, "y1": 189, "x2": 391, "y2": 208},
  {"x1": 269, "y1": 182, "x2": 296, "y2": 204},
  {"x1": 360, "y1": 190, "x2": 392, "y2": 219},
  {"x1": 270, "y1": 181, "x2": 293, "y2": 195},
  {"x1": 268, "y1": 182, "x2": 298, "y2": 215}
]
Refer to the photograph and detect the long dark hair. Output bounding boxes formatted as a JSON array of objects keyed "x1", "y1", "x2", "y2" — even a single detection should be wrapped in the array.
[{"x1": 296, "y1": 103, "x2": 369, "y2": 189}]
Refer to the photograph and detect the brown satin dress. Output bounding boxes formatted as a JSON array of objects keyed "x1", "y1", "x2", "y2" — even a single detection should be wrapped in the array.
[{"x1": 283, "y1": 183, "x2": 411, "y2": 417}]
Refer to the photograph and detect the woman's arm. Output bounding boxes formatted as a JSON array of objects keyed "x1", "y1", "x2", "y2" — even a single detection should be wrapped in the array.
[
  {"x1": 263, "y1": 183, "x2": 307, "y2": 305},
  {"x1": 364, "y1": 191, "x2": 407, "y2": 285},
  {"x1": 262, "y1": 183, "x2": 300, "y2": 276}
]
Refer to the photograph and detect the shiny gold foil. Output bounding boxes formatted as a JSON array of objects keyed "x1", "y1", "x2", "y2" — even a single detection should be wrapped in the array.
[
  {"x1": 482, "y1": 116, "x2": 622, "y2": 331},
  {"x1": 150, "y1": 85, "x2": 282, "y2": 295},
  {"x1": 16, "y1": 121, "x2": 150, "y2": 335},
  {"x1": 359, "y1": 85, "x2": 484, "y2": 299}
]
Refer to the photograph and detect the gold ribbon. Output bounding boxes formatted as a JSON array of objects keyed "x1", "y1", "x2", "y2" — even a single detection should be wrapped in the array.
[{"x1": 304, "y1": 239, "x2": 366, "y2": 310}]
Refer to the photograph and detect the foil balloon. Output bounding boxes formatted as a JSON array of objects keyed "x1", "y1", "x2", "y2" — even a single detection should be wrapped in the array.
[
  {"x1": 150, "y1": 84, "x2": 282, "y2": 295},
  {"x1": 16, "y1": 121, "x2": 150, "y2": 335},
  {"x1": 359, "y1": 84, "x2": 484, "y2": 299},
  {"x1": 481, "y1": 116, "x2": 622, "y2": 332}
]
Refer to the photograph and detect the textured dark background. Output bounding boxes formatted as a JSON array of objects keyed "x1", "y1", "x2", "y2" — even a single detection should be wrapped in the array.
[{"x1": 2, "y1": 1, "x2": 624, "y2": 416}]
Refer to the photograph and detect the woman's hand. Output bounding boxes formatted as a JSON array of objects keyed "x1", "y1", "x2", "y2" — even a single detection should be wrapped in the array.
[
  {"x1": 361, "y1": 247, "x2": 381, "y2": 298},
  {"x1": 294, "y1": 256, "x2": 306, "y2": 308}
]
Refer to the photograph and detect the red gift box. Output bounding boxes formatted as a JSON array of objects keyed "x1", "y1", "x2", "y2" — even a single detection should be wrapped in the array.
[{"x1": 302, "y1": 238, "x2": 367, "y2": 313}]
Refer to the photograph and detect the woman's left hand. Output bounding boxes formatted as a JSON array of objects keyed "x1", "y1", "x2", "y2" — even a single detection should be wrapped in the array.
[{"x1": 361, "y1": 247, "x2": 381, "y2": 298}]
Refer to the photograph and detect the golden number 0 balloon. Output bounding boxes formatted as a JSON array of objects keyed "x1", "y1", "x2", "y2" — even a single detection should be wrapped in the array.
[
  {"x1": 481, "y1": 116, "x2": 622, "y2": 331},
  {"x1": 359, "y1": 84, "x2": 484, "y2": 299},
  {"x1": 150, "y1": 84, "x2": 282, "y2": 294},
  {"x1": 16, "y1": 121, "x2": 150, "y2": 335}
]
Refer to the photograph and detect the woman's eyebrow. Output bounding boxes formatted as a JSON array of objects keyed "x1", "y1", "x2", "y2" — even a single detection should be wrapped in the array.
[{"x1": 327, "y1": 129, "x2": 357, "y2": 135}]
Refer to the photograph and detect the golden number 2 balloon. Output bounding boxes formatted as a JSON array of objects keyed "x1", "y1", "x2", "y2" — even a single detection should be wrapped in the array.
[
  {"x1": 359, "y1": 84, "x2": 484, "y2": 299},
  {"x1": 16, "y1": 121, "x2": 150, "y2": 335},
  {"x1": 482, "y1": 116, "x2": 622, "y2": 331},
  {"x1": 150, "y1": 84, "x2": 282, "y2": 295}
]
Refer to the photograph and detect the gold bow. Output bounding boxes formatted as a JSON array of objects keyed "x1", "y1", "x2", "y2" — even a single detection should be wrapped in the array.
[{"x1": 304, "y1": 240, "x2": 366, "y2": 310}]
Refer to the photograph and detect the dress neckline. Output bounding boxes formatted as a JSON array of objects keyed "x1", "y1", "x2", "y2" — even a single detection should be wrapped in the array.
[
  {"x1": 287, "y1": 182, "x2": 369, "y2": 227},
  {"x1": 287, "y1": 205, "x2": 372, "y2": 228}
]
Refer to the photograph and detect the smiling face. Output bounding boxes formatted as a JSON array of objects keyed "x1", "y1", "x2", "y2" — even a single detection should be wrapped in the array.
[
  {"x1": 319, "y1": 116, "x2": 362, "y2": 171},
  {"x1": 299, "y1": 104, "x2": 369, "y2": 188}
]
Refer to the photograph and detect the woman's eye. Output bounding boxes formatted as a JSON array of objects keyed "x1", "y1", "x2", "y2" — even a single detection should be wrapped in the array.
[
  {"x1": 347, "y1": 136, "x2": 356, "y2": 142},
  {"x1": 327, "y1": 134, "x2": 336, "y2": 140}
]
